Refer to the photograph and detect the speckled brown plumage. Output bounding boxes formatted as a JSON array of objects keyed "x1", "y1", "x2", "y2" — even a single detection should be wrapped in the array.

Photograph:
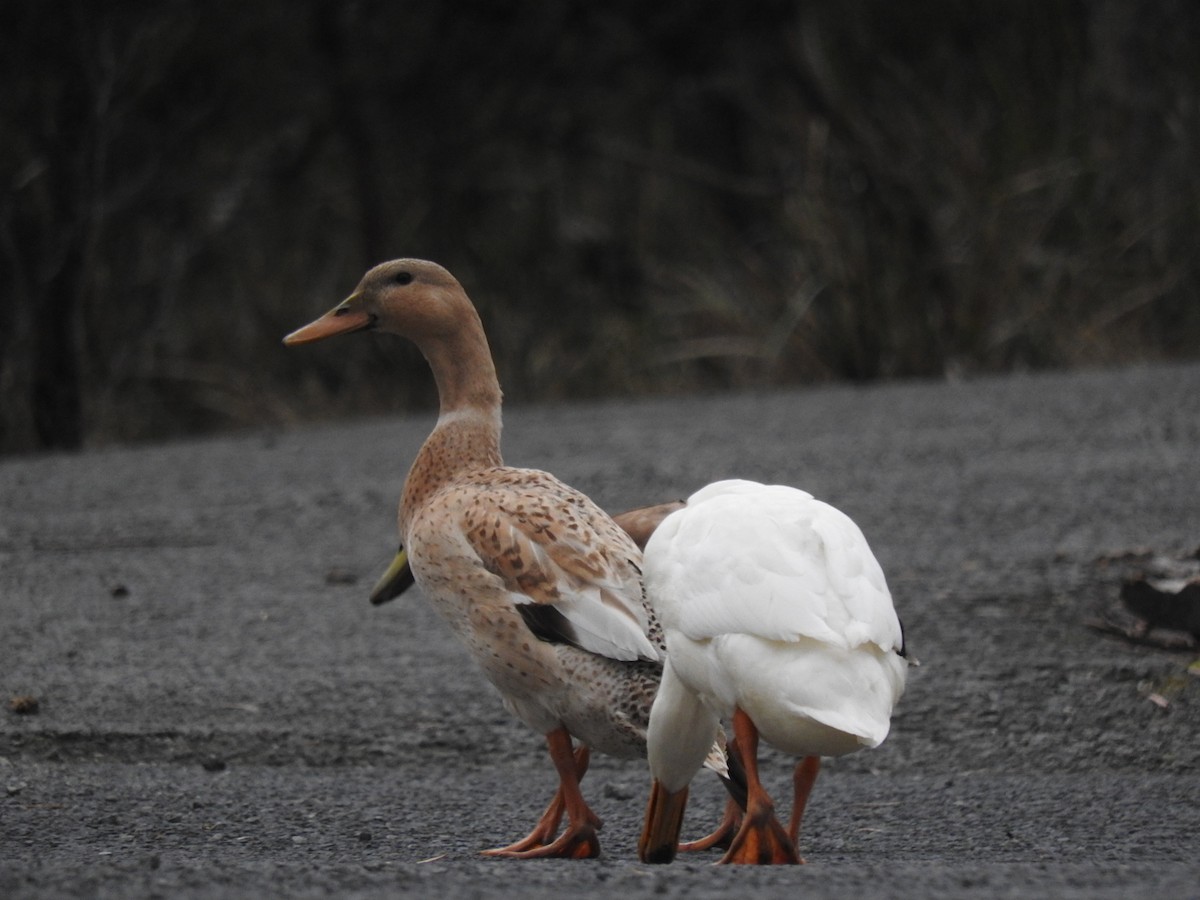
[
  {"x1": 403, "y1": 462, "x2": 665, "y2": 757},
  {"x1": 284, "y1": 259, "x2": 687, "y2": 858}
]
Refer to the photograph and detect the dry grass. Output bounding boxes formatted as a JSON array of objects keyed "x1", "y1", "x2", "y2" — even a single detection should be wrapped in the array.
[{"x1": 2, "y1": 1, "x2": 1196, "y2": 451}]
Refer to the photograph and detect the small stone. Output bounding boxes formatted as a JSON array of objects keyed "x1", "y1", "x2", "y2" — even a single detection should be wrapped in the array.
[
  {"x1": 602, "y1": 782, "x2": 634, "y2": 801},
  {"x1": 9, "y1": 696, "x2": 39, "y2": 715},
  {"x1": 325, "y1": 568, "x2": 358, "y2": 585}
]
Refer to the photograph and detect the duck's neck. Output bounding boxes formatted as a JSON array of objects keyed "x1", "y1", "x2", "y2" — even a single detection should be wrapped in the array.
[
  {"x1": 423, "y1": 317, "x2": 504, "y2": 417},
  {"x1": 399, "y1": 321, "x2": 504, "y2": 537}
]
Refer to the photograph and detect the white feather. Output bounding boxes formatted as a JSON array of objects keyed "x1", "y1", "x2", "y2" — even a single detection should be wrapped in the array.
[
  {"x1": 646, "y1": 659, "x2": 720, "y2": 793},
  {"x1": 647, "y1": 480, "x2": 901, "y2": 653},
  {"x1": 511, "y1": 583, "x2": 659, "y2": 662}
]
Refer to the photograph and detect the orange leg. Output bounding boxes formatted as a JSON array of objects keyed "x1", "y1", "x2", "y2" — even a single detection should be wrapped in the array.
[
  {"x1": 679, "y1": 736, "x2": 746, "y2": 853},
  {"x1": 787, "y1": 755, "x2": 821, "y2": 861},
  {"x1": 482, "y1": 728, "x2": 601, "y2": 859},
  {"x1": 718, "y1": 708, "x2": 799, "y2": 865},
  {"x1": 679, "y1": 796, "x2": 741, "y2": 853},
  {"x1": 480, "y1": 742, "x2": 587, "y2": 855}
]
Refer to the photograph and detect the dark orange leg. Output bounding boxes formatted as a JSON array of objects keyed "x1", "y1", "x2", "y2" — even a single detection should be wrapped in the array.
[
  {"x1": 483, "y1": 728, "x2": 601, "y2": 859},
  {"x1": 481, "y1": 743, "x2": 588, "y2": 856},
  {"x1": 718, "y1": 708, "x2": 799, "y2": 865},
  {"x1": 679, "y1": 796, "x2": 741, "y2": 853},
  {"x1": 787, "y1": 755, "x2": 821, "y2": 861},
  {"x1": 679, "y1": 736, "x2": 746, "y2": 853}
]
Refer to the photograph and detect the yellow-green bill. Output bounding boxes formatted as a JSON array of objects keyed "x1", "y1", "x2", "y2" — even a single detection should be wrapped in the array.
[{"x1": 369, "y1": 544, "x2": 416, "y2": 605}]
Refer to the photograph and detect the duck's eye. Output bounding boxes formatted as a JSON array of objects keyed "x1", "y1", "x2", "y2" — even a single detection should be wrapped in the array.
[{"x1": 393, "y1": 271, "x2": 413, "y2": 286}]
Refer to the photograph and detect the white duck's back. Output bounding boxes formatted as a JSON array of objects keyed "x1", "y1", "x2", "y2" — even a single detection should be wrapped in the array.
[{"x1": 644, "y1": 480, "x2": 907, "y2": 756}]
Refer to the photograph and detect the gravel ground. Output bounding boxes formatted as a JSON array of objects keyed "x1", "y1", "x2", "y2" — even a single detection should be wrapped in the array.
[{"x1": 2, "y1": 361, "x2": 1199, "y2": 898}]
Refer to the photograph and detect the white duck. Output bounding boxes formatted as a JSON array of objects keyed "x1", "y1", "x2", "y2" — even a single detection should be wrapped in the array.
[
  {"x1": 637, "y1": 479, "x2": 909, "y2": 865},
  {"x1": 284, "y1": 259, "x2": 707, "y2": 859}
]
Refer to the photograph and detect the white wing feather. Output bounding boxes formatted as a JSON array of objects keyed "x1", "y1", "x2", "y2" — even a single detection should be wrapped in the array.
[{"x1": 646, "y1": 480, "x2": 901, "y2": 654}]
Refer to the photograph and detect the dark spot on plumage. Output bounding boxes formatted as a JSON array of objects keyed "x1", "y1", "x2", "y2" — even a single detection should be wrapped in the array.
[
  {"x1": 516, "y1": 571, "x2": 559, "y2": 600},
  {"x1": 517, "y1": 604, "x2": 582, "y2": 650}
]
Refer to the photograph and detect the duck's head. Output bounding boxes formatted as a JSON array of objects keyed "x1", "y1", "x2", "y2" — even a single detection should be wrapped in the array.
[{"x1": 283, "y1": 259, "x2": 471, "y2": 346}]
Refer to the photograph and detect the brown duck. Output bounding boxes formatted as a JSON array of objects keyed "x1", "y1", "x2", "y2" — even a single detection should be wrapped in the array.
[{"x1": 284, "y1": 259, "x2": 712, "y2": 858}]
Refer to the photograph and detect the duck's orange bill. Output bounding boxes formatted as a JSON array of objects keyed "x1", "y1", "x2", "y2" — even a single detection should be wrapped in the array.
[
  {"x1": 638, "y1": 780, "x2": 688, "y2": 864},
  {"x1": 282, "y1": 307, "x2": 372, "y2": 346}
]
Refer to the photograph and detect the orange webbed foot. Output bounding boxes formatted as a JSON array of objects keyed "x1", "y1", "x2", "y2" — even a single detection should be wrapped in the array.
[
  {"x1": 484, "y1": 816, "x2": 602, "y2": 859},
  {"x1": 718, "y1": 804, "x2": 800, "y2": 865},
  {"x1": 483, "y1": 732, "x2": 601, "y2": 859}
]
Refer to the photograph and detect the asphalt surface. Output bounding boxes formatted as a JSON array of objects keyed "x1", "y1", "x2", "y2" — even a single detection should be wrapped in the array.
[{"x1": 3, "y1": 362, "x2": 1199, "y2": 898}]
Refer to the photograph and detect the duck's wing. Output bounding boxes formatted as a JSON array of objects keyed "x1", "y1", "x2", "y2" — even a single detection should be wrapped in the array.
[
  {"x1": 647, "y1": 480, "x2": 902, "y2": 654},
  {"x1": 369, "y1": 498, "x2": 687, "y2": 606},
  {"x1": 456, "y1": 468, "x2": 661, "y2": 663},
  {"x1": 611, "y1": 500, "x2": 686, "y2": 550}
]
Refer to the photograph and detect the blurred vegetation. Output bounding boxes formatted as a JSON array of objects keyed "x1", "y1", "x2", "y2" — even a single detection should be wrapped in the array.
[{"x1": 2, "y1": 0, "x2": 1198, "y2": 453}]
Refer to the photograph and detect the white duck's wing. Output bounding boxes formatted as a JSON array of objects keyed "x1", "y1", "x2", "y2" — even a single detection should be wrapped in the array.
[
  {"x1": 646, "y1": 480, "x2": 902, "y2": 654},
  {"x1": 804, "y1": 497, "x2": 902, "y2": 651},
  {"x1": 457, "y1": 468, "x2": 660, "y2": 663}
]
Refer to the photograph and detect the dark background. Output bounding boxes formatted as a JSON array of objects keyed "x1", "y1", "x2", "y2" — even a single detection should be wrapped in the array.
[{"x1": 3, "y1": 0, "x2": 1198, "y2": 453}]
